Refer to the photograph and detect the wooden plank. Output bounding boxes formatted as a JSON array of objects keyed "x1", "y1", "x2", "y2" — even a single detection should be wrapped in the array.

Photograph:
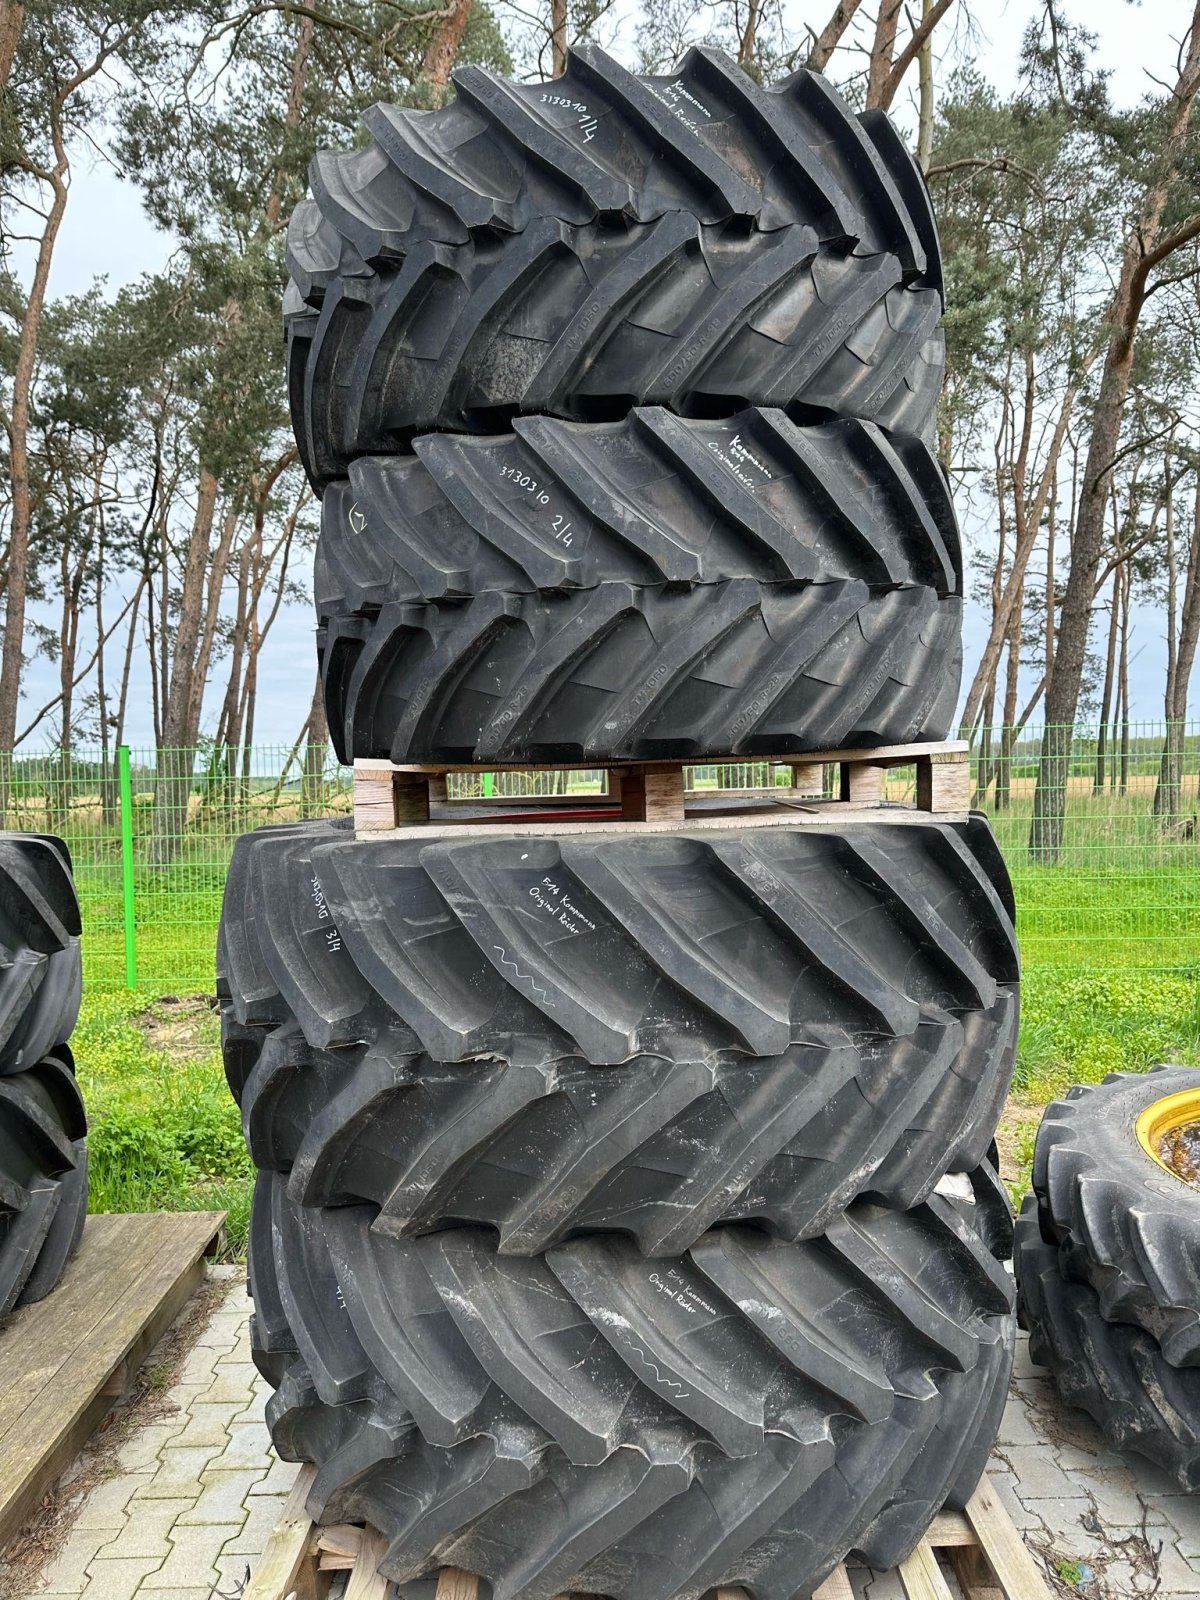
[
  {"x1": 812, "y1": 1567, "x2": 856, "y2": 1599},
  {"x1": 926, "y1": 1510, "x2": 977, "y2": 1547},
  {"x1": 898, "y1": 1541, "x2": 957, "y2": 1600},
  {"x1": 964, "y1": 1479, "x2": 1056, "y2": 1600},
  {"x1": 363, "y1": 741, "x2": 967, "y2": 777},
  {"x1": 354, "y1": 763, "x2": 398, "y2": 832},
  {"x1": 345, "y1": 1525, "x2": 391, "y2": 1599},
  {"x1": 243, "y1": 1464, "x2": 319, "y2": 1600},
  {"x1": 435, "y1": 1570, "x2": 481, "y2": 1600},
  {"x1": 841, "y1": 760, "x2": 884, "y2": 806},
  {"x1": 361, "y1": 806, "x2": 968, "y2": 844},
  {"x1": 0, "y1": 1211, "x2": 223, "y2": 1544},
  {"x1": 789, "y1": 762, "x2": 824, "y2": 795},
  {"x1": 918, "y1": 750, "x2": 971, "y2": 813},
  {"x1": 642, "y1": 766, "x2": 686, "y2": 823}
]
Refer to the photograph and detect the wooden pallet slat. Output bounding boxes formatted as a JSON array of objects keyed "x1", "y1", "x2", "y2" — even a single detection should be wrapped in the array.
[
  {"x1": 250, "y1": 1468, "x2": 1054, "y2": 1600},
  {"x1": 352, "y1": 740, "x2": 971, "y2": 837},
  {"x1": 0, "y1": 1210, "x2": 224, "y2": 1547},
  {"x1": 242, "y1": 1463, "x2": 319, "y2": 1600}
]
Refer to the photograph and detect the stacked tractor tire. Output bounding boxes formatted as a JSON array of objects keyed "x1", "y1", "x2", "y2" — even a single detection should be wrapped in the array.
[
  {"x1": 220, "y1": 48, "x2": 1023, "y2": 1597},
  {"x1": 0, "y1": 833, "x2": 87, "y2": 1315}
]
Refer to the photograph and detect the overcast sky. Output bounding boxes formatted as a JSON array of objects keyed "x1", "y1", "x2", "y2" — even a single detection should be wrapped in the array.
[{"x1": 16, "y1": 0, "x2": 1196, "y2": 751}]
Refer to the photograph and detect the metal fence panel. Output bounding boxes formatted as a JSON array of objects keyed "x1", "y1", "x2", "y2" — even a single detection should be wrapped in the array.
[{"x1": 1, "y1": 725, "x2": 1197, "y2": 990}]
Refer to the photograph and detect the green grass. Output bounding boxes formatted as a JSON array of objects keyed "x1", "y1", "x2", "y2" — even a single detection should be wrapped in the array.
[
  {"x1": 995, "y1": 965, "x2": 1200, "y2": 1201},
  {"x1": 74, "y1": 991, "x2": 253, "y2": 1258}
]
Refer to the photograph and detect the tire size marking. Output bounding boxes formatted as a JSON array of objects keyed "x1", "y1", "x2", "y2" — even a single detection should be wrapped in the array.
[
  {"x1": 540, "y1": 93, "x2": 597, "y2": 141},
  {"x1": 495, "y1": 464, "x2": 576, "y2": 547}
]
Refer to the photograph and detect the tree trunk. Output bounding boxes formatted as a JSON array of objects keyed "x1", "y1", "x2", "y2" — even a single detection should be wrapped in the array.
[
  {"x1": 550, "y1": 0, "x2": 567, "y2": 75},
  {"x1": 916, "y1": 0, "x2": 935, "y2": 170},
  {"x1": 1030, "y1": 3, "x2": 1200, "y2": 861},
  {"x1": 0, "y1": 158, "x2": 68, "y2": 801},
  {"x1": 995, "y1": 579, "x2": 1023, "y2": 811},
  {"x1": 738, "y1": 0, "x2": 762, "y2": 69},
  {"x1": 806, "y1": 0, "x2": 865, "y2": 70},
  {"x1": 959, "y1": 364, "x2": 1083, "y2": 735},
  {"x1": 420, "y1": 0, "x2": 472, "y2": 92},
  {"x1": 0, "y1": 1, "x2": 23, "y2": 91},
  {"x1": 1155, "y1": 474, "x2": 1200, "y2": 825},
  {"x1": 865, "y1": 0, "x2": 901, "y2": 108},
  {"x1": 1117, "y1": 562, "x2": 1131, "y2": 796},
  {"x1": 1093, "y1": 565, "x2": 1121, "y2": 793},
  {"x1": 301, "y1": 672, "x2": 329, "y2": 818},
  {"x1": 148, "y1": 470, "x2": 218, "y2": 866}
]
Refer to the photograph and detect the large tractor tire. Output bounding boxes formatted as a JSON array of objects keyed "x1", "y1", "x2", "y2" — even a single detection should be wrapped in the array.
[
  {"x1": 294, "y1": 45, "x2": 942, "y2": 273},
  {"x1": 251, "y1": 1169, "x2": 1014, "y2": 1600},
  {"x1": 320, "y1": 581, "x2": 961, "y2": 765},
  {"x1": 314, "y1": 408, "x2": 962, "y2": 765},
  {"x1": 218, "y1": 815, "x2": 1018, "y2": 1255},
  {"x1": 1015, "y1": 1195, "x2": 1200, "y2": 1491},
  {"x1": 0, "y1": 834, "x2": 83, "y2": 1076},
  {"x1": 1031, "y1": 1065, "x2": 1200, "y2": 1367},
  {"x1": 287, "y1": 44, "x2": 943, "y2": 483},
  {"x1": 316, "y1": 410, "x2": 961, "y2": 605},
  {"x1": 288, "y1": 215, "x2": 944, "y2": 483},
  {"x1": 0, "y1": 1049, "x2": 88, "y2": 1315}
]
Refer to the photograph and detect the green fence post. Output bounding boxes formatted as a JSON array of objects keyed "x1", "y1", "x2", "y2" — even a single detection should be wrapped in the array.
[
  {"x1": 483, "y1": 771, "x2": 495, "y2": 798},
  {"x1": 118, "y1": 745, "x2": 137, "y2": 990}
]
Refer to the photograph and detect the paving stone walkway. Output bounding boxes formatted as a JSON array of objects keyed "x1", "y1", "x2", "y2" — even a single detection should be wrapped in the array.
[{"x1": 15, "y1": 1268, "x2": 1200, "y2": 1599}]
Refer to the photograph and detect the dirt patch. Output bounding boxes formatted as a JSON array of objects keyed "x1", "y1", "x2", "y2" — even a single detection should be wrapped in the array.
[
  {"x1": 0, "y1": 1273, "x2": 231, "y2": 1597},
  {"x1": 1159, "y1": 1120, "x2": 1200, "y2": 1186},
  {"x1": 135, "y1": 993, "x2": 219, "y2": 1064},
  {"x1": 994, "y1": 1096, "x2": 1045, "y2": 1193}
]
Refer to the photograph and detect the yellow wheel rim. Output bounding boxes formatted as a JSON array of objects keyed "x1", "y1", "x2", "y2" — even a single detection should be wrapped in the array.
[{"x1": 1135, "y1": 1087, "x2": 1200, "y2": 1180}]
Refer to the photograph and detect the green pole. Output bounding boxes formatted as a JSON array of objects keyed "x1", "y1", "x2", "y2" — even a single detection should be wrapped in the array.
[
  {"x1": 483, "y1": 771, "x2": 495, "y2": 798},
  {"x1": 118, "y1": 745, "x2": 137, "y2": 990}
]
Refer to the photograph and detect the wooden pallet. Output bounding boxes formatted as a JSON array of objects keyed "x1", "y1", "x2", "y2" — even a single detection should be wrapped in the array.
[
  {"x1": 353, "y1": 740, "x2": 970, "y2": 837},
  {"x1": 247, "y1": 1466, "x2": 1054, "y2": 1600},
  {"x1": 0, "y1": 1209, "x2": 225, "y2": 1546}
]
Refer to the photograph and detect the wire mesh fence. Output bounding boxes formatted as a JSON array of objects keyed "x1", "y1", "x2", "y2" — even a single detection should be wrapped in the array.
[{"x1": 2, "y1": 724, "x2": 1197, "y2": 991}]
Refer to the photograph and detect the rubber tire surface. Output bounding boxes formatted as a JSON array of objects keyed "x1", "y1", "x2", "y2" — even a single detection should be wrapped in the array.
[
  {"x1": 218, "y1": 814, "x2": 1018, "y2": 1254},
  {"x1": 1031, "y1": 1065, "x2": 1200, "y2": 1366},
  {"x1": 294, "y1": 45, "x2": 941, "y2": 277},
  {"x1": 251, "y1": 1170, "x2": 1014, "y2": 1600},
  {"x1": 323, "y1": 579, "x2": 960, "y2": 765},
  {"x1": 0, "y1": 1048, "x2": 88, "y2": 1315},
  {"x1": 1015, "y1": 1195, "x2": 1200, "y2": 1491},
  {"x1": 314, "y1": 407, "x2": 962, "y2": 765},
  {"x1": 287, "y1": 213, "x2": 944, "y2": 483},
  {"x1": 316, "y1": 410, "x2": 962, "y2": 604},
  {"x1": 0, "y1": 833, "x2": 83, "y2": 1076}
]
